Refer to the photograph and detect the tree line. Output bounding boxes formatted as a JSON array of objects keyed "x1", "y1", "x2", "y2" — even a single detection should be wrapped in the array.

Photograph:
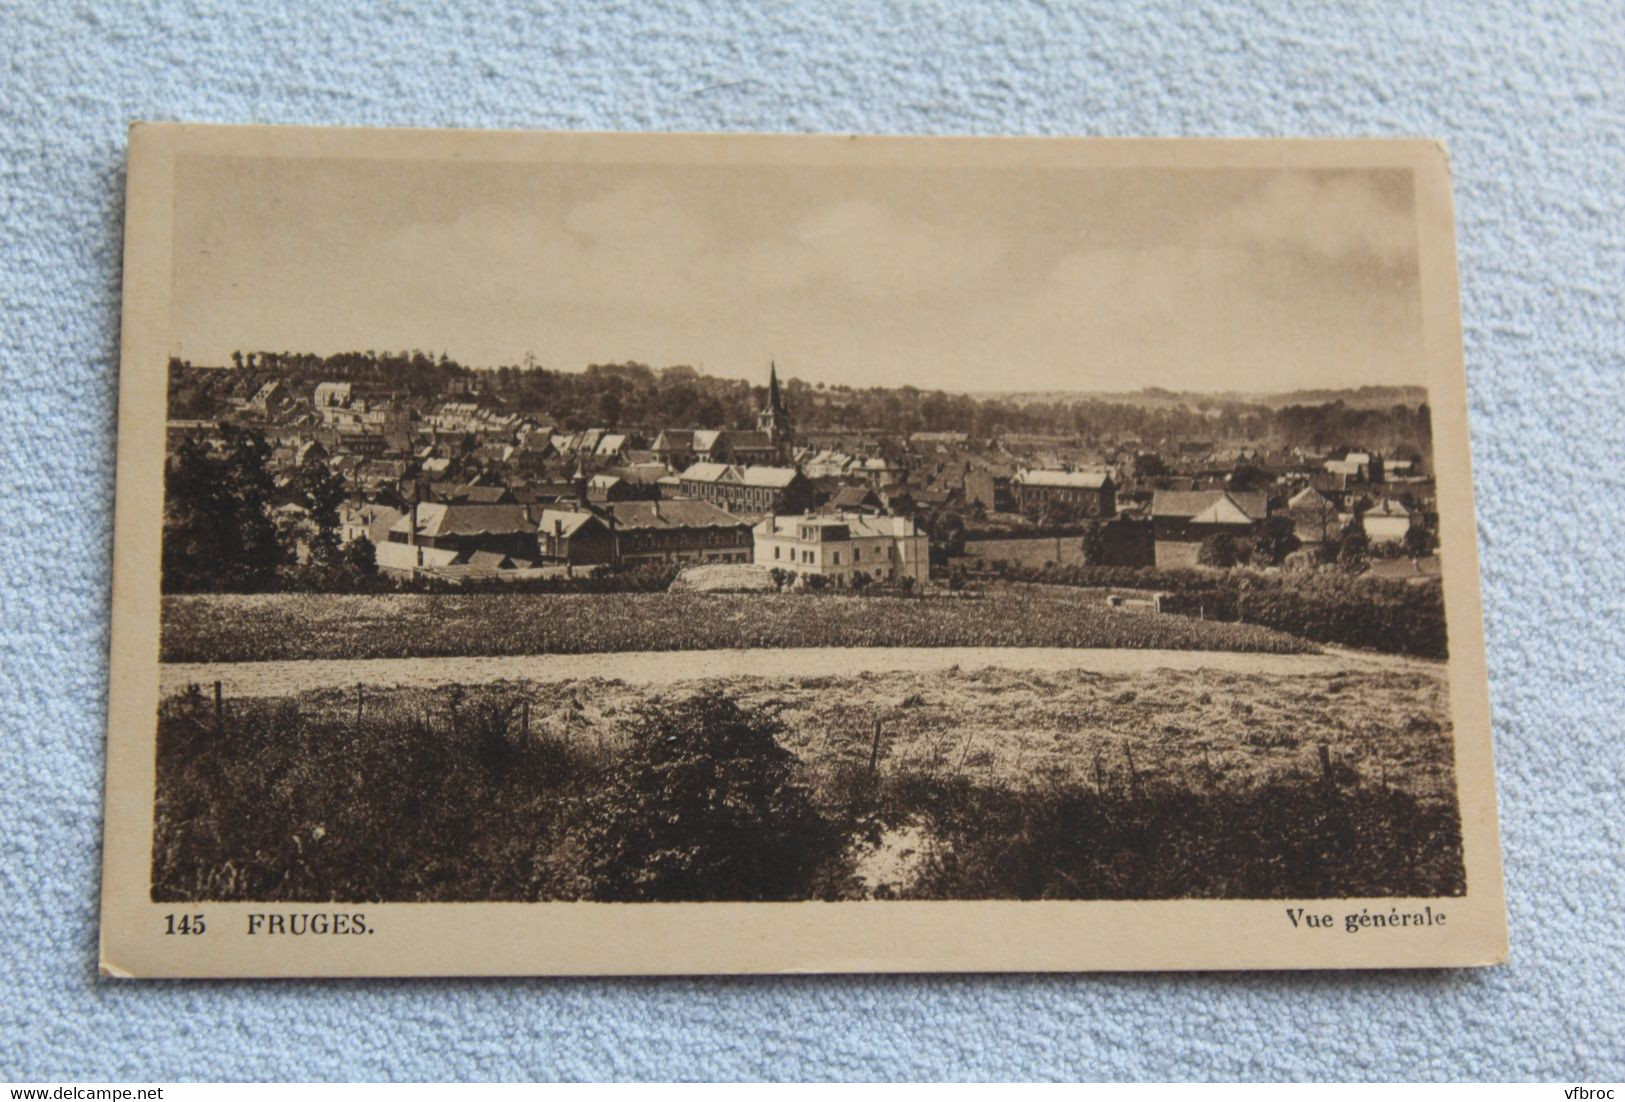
[{"x1": 169, "y1": 353, "x2": 1433, "y2": 454}]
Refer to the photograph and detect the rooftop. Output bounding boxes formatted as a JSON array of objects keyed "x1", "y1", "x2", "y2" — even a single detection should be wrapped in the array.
[
  {"x1": 606, "y1": 500, "x2": 750, "y2": 530},
  {"x1": 1015, "y1": 468, "x2": 1113, "y2": 488},
  {"x1": 1151, "y1": 490, "x2": 1268, "y2": 521}
]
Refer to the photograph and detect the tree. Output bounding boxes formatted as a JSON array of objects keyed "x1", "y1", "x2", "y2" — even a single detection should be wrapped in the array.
[
  {"x1": 1401, "y1": 524, "x2": 1436, "y2": 559},
  {"x1": 1229, "y1": 464, "x2": 1268, "y2": 492},
  {"x1": 1133, "y1": 452, "x2": 1168, "y2": 479},
  {"x1": 850, "y1": 570, "x2": 872, "y2": 592},
  {"x1": 1080, "y1": 519, "x2": 1106, "y2": 565},
  {"x1": 343, "y1": 535, "x2": 378, "y2": 578},
  {"x1": 934, "y1": 509, "x2": 967, "y2": 557},
  {"x1": 162, "y1": 425, "x2": 284, "y2": 591},
  {"x1": 1039, "y1": 497, "x2": 1077, "y2": 528},
  {"x1": 1198, "y1": 532, "x2": 1241, "y2": 568},
  {"x1": 292, "y1": 457, "x2": 349, "y2": 567},
  {"x1": 1338, "y1": 524, "x2": 1370, "y2": 573},
  {"x1": 1252, "y1": 516, "x2": 1301, "y2": 566}
]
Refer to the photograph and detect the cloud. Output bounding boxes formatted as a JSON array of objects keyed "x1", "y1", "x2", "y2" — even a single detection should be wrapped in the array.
[
  {"x1": 765, "y1": 199, "x2": 1007, "y2": 299},
  {"x1": 386, "y1": 183, "x2": 1005, "y2": 291},
  {"x1": 1198, "y1": 172, "x2": 1416, "y2": 268}
]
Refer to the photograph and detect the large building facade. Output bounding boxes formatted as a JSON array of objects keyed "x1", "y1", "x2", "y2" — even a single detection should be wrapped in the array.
[
  {"x1": 677, "y1": 462, "x2": 815, "y2": 517},
  {"x1": 607, "y1": 500, "x2": 754, "y2": 565},
  {"x1": 1012, "y1": 468, "x2": 1117, "y2": 518},
  {"x1": 537, "y1": 499, "x2": 754, "y2": 567},
  {"x1": 752, "y1": 512, "x2": 929, "y2": 587}
]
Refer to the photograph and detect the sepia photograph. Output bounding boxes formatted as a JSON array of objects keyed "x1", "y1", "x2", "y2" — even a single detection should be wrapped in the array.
[{"x1": 100, "y1": 127, "x2": 1505, "y2": 975}]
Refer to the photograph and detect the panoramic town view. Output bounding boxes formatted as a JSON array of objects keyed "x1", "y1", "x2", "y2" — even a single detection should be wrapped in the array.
[{"x1": 153, "y1": 351, "x2": 1460, "y2": 904}]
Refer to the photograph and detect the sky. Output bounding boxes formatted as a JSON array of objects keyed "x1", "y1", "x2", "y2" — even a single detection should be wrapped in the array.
[{"x1": 169, "y1": 153, "x2": 1424, "y2": 394}]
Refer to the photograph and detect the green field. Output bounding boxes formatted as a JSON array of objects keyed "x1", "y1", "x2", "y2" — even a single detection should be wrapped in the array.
[{"x1": 160, "y1": 589, "x2": 1318, "y2": 663}]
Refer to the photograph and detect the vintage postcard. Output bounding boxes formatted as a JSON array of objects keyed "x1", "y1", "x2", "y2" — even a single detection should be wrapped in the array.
[{"x1": 100, "y1": 125, "x2": 1506, "y2": 976}]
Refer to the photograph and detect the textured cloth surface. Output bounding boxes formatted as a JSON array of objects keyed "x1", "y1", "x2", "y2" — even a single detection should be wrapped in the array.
[{"x1": 2, "y1": 0, "x2": 1621, "y2": 1083}]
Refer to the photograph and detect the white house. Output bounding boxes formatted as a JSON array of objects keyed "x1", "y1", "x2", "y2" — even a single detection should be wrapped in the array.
[
  {"x1": 1361, "y1": 498, "x2": 1414, "y2": 543},
  {"x1": 752, "y1": 512, "x2": 929, "y2": 587}
]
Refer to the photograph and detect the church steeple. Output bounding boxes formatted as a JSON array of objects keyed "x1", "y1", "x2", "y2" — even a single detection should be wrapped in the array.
[{"x1": 757, "y1": 360, "x2": 792, "y2": 460}]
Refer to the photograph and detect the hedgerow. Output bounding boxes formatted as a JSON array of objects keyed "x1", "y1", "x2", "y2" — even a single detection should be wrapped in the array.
[{"x1": 968, "y1": 563, "x2": 1447, "y2": 658}]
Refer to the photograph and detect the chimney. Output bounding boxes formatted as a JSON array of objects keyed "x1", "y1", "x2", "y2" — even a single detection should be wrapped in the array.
[{"x1": 573, "y1": 454, "x2": 589, "y2": 508}]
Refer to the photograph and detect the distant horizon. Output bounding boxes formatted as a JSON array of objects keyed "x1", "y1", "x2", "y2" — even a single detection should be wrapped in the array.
[{"x1": 171, "y1": 354, "x2": 1427, "y2": 405}]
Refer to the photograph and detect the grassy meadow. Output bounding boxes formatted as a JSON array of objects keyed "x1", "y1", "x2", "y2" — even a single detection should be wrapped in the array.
[{"x1": 152, "y1": 664, "x2": 1463, "y2": 903}]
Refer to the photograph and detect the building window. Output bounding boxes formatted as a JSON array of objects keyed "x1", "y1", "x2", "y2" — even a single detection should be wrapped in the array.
[
  {"x1": 853, "y1": 548, "x2": 861, "y2": 562},
  {"x1": 832, "y1": 551, "x2": 840, "y2": 565},
  {"x1": 774, "y1": 546, "x2": 780, "y2": 560}
]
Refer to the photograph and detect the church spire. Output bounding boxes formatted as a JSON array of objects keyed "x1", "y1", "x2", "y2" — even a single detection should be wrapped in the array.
[
  {"x1": 767, "y1": 360, "x2": 783, "y2": 413},
  {"x1": 757, "y1": 360, "x2": 792, "y2": 461}
]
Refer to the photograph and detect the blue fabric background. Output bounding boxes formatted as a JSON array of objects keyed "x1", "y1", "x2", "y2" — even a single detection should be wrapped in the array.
[{"x1": 2, "y1": 0, "x2": 1621, "y2": 1082}]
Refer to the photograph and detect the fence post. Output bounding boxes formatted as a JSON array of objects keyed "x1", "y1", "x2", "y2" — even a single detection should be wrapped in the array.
[
  {"x1": 355, "y1": 684, "x2": 364, "y2": 734},
  {"x1": 868, "y1": 718, "x2": 883, "y2": 776},
  {"x1": 1318, "y1": 743, "x2": 1334, "y2": 787},
  {"x1": 213, "y1": 680, "x2": 223, "y2": 730},
  {"x1": 1123, "y1": 739, "x2": 1139, "y2": 798},
  {"x1": 521, "y1": 699, "x2": 530, "y2": 741}
]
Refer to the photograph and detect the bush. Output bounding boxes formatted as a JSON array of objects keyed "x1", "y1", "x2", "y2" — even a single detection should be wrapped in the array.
[
  {"x1": 152, "y1": 685, "x2": 591, "y2": 902},
  {"x1": 907, "y1": 776, "x2": 1465, "y2": 900},
  {"x1": 579, "y1": 691, "x2": 841, "y2": 901},
  {"x1": 1236, "y1": 575, "x2": 1447, "y2": 659}
]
